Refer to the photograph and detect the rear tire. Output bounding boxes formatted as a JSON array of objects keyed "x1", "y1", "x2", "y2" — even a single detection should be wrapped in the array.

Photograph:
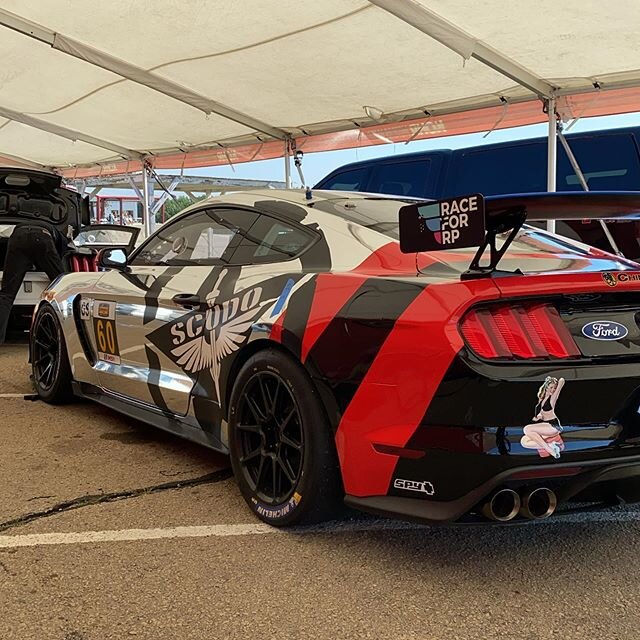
[
  {"x1": 228, "y1": 348, "x2": 343, "y2": 526},
  {"x1": 30, "y1": 305, "x2": 74, "y2": 404}
]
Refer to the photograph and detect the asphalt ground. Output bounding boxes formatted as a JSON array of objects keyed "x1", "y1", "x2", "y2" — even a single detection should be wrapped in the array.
[{"x1": 2, "y1": 342, "x2": 640, "y2": 639}]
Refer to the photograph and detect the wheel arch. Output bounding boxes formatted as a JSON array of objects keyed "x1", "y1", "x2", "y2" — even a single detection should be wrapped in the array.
[{"x1": 223, "y1": 338, "x2": 342, "y2": 435}]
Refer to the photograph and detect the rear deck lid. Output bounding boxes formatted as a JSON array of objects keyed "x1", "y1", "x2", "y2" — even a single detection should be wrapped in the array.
[
  {"x1": 494, "y1": 270, "x2": 640, "y2": 360},
  {"x1": 0, "y1": 168, "x2": 84, "y2": 230}
]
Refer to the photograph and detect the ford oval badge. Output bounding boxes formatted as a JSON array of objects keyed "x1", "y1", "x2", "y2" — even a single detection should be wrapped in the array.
[{"x1": 581, "y1": 321, "x2": 628, "y2": 341}]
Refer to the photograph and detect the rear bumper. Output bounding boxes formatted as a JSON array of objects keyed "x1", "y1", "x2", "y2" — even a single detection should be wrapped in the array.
[{"x1": 346, "y1": 454, "x2": 640, "y2": 524}]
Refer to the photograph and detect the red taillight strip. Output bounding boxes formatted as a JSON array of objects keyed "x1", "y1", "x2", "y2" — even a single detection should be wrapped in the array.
[
  {"x1": 513, "y1": 306, "x2": 548, "y2": 357},
  {"x1": 459, "y1": 310, "x2": 499, "y2": 358},
  {"x1": 530, "y1": 304, "x2": 581, "y2": 358},
  {"x1": 460, "y1": 302, "x2": 581, "y2": 361}
]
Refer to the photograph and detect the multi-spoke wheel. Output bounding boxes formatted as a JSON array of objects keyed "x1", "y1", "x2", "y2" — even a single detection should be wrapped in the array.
[
  {"x1": 236, "y1": 371, "x2": 304, "y2": 505},
  {"x1": 229, "y1": 348, "x2": 342, "y2": 526},
  {"x1": 30, "y1": 305, "x2": 73, "y2": 403}
]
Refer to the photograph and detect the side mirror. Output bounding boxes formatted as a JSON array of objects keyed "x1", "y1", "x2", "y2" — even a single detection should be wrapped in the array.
[{"x1": 97, "y1": 248, "x2": 128, "y2": 271}]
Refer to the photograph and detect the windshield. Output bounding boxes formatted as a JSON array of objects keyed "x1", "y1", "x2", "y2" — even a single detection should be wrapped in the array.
[{"x1": 74, "y1": 227, "x2": 138, "y2": 248}]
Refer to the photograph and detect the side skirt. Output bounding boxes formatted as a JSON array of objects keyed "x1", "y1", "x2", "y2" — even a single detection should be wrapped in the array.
[{"x1": 72, "y1": 382, "x2": 229, "y2": 454}]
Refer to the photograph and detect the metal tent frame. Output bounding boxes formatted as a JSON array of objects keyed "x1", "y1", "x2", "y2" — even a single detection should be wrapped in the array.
[{"x1": 0, "y1": 1, "x2": 638, "y2": 234}]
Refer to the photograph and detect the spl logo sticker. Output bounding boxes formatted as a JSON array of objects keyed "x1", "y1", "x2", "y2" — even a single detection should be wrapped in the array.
[{"x1": 393, "y1": 479, "x2": 435, "y2": 495}]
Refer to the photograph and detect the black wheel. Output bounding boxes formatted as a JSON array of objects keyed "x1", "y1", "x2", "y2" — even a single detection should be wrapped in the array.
[
  {"x1": 30, "y1": 305, "x2": 74, "y2": 404},
  {"x1": 228, "y1": 348, "x2": 342, "y2": 526}
]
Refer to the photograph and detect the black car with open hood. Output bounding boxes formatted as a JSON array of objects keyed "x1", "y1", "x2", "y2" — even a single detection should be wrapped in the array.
[{"x1": 0, "y1": 168, "x2": 138, "y2": 334}]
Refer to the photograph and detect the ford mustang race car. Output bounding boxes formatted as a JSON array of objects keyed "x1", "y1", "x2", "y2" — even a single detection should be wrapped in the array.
[{"x1": 29, "y1": 188, "x2": 640, "y2": 526}]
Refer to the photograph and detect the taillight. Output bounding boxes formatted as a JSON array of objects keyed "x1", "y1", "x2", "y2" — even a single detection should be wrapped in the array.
[{"x1": 460, "y1": 303, "x2": 580, "y2": 360}]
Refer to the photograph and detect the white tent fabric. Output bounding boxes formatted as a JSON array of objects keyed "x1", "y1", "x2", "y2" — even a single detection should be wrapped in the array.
[{"x1": 0, "y1": 0, "x2": 639, "y2": 175}]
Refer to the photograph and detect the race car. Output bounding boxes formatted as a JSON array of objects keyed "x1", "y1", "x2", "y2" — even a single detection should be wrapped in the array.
[{"x1": 29, "y1": 188, "x2": 640, "y2": 526}]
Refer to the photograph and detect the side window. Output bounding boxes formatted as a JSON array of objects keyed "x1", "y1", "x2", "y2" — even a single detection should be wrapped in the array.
[
  {"x1": 370, "y1": 160, "x2": 431, "y2": 197},
  {"x1": 319, "y1": 167, "x2": 369, "y2": 191},
  {"x1": 228, "y1": 213, "x2": 316, "y2": 265},
  {"x1": 131, "y1": 208, "x2": 258, "y2": 266}
]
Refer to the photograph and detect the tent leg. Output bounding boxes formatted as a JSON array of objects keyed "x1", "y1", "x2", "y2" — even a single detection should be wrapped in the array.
[
  {"x1": 546, "y1": 97, "x2": 557, "y2": 233},
  {"x1": 142, "y1": 162, "x2": 154, "y2": 238},
  {"x1": 284, "y1": 140, "x2": 291, "y2": 189}
]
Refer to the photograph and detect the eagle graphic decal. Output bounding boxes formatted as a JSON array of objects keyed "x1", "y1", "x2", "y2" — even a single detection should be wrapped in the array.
[
  {"x1": 170, "y1": 298, "x2": 263, "y2": 402},
  {"x1": 147, "y1": 269, "x2": 272, "y2": 403}
]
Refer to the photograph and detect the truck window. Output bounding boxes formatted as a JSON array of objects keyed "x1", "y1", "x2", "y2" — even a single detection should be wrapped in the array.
[
  {"x1": 370, "y1": 160, "x2": 431, "y2": 197},
  {"x1": 452, "y1": 142, "x2": 547, "y2": 195},
  {"x1": 319, "y1": 167, "x2": 369, "y2": 191},
  {"x1": 452, "y1": 133, "x2": 640, "y2": 197},
  {"x1": 560, "y1": 134, "x2": 640, "y2": 190}
]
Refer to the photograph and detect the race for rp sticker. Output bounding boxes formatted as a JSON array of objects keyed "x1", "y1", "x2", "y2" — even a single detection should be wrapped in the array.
[{"x1": 399, "y1": 194, "x2": 486, "y2": 253}]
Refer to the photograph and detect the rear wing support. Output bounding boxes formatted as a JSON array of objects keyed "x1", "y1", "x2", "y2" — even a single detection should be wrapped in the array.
[{"x1": 461, "y1": 206, "x2": 526, "y2": 280}]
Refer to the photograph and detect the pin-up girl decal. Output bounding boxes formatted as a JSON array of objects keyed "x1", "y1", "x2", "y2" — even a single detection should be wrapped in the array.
[{"x1": 520, "y1": 376, "x2": 565, "y2": 459}]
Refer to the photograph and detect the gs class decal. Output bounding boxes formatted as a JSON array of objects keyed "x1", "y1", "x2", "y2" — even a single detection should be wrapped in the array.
[{"x1": 79, "y1": 297, "x2": 92, "y2": 320}]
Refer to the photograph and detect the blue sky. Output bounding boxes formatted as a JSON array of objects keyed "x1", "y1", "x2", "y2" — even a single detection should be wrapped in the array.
[{"x1": 166, "y1": 111, "x2": 640, "y2": 188}]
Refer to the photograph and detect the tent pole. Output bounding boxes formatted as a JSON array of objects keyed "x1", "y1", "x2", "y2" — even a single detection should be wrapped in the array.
[
  {"x1": 284, "y1": 140, "x2": 291, "y2": 189},
  {"x1": 142, "y1": 163, "x2": 153, "y2": 238},
  {"x1": 546, "y1": 97, "x2": 557, "y2": 233},
  {"x1": 558, "y1": 130, "x2": 623, "y2": 256}
]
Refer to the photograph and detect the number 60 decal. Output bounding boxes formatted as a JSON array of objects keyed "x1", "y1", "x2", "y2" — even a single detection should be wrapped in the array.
[
  {"x1": 95, "y1": 319, "x2": 117, "y2": 355},
  {"x1": 91, "y1": 301, "x2": 120, "y2": 364}
]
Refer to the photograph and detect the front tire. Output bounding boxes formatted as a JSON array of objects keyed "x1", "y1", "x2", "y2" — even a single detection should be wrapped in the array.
[
  {"x1": 228, "y1": 348, "x2": 342, "y2": 526},
  {"x1": 31, "y1": 305, "x2": 74, "y2": 404}
]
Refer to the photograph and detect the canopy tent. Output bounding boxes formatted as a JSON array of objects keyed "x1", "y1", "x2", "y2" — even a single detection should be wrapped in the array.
[{"x1": 0, "y1": 0, "x2": 638, "y2": 178}]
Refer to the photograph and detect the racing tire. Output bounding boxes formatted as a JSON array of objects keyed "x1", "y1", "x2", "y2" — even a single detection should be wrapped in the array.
[
  {"x1": 31, "y1": 305, "x2": 74, "y2": 404},
  {"x1": 228, "y1": 348, "x2": 343, "y2": 527}
]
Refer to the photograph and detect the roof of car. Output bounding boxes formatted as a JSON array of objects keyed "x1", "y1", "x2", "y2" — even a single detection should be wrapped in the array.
[{"x1": 197, "y1": 188, "x2": 419, "y2": 208}]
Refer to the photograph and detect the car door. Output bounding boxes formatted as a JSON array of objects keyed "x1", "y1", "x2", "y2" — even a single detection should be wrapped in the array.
[
  {"x1": 88, "y1": 204, "x2": 318, "y2": 419},
  {"x1": 89, "y1": 207, "x2": 257, "y2": 415}
]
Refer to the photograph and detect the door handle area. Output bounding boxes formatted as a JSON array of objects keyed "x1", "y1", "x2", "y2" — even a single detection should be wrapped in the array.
[{"x1": 172, "y1": 293, "x2": 202, "y2": 309}]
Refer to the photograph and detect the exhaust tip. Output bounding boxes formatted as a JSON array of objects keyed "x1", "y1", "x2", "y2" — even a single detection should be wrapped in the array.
[
  {"x1": 520, "y1": 487, "x2": 557, "y2": 520},
  {"x1": 481, "y1": 488, "x2": 521, "y2": 522}
]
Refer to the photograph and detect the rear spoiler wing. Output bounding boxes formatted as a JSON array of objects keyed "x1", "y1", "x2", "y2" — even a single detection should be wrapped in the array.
[{"x1": 398, "y1": 191, "x2": 640, "y2": 279}]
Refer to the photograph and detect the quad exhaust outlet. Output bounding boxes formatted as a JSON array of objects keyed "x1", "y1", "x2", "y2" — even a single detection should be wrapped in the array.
[
  {"x1": 481, "y1": 488, "x2": 521, "y2": 522},
  {"x1": 519, "y1": 487, "x2": 557, "y2": 520},
  {"x1": 481, "y1": 487, "x2": 558, "y2": 522}
]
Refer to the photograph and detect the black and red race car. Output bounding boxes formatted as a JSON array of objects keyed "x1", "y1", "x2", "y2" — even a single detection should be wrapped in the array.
[{"x1": 30, "y1": 188, "x2": 640, "y2": 525}]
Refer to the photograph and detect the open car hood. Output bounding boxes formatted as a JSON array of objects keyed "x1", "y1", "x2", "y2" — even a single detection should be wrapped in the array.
[{"x1": 0, "y1": 167, "x2": 89, "y2": 231}]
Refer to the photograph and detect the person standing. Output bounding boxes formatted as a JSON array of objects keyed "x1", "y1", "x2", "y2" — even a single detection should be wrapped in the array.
[{"x1": 0, "y1": 221, "x2": 70, "y2": 344}]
